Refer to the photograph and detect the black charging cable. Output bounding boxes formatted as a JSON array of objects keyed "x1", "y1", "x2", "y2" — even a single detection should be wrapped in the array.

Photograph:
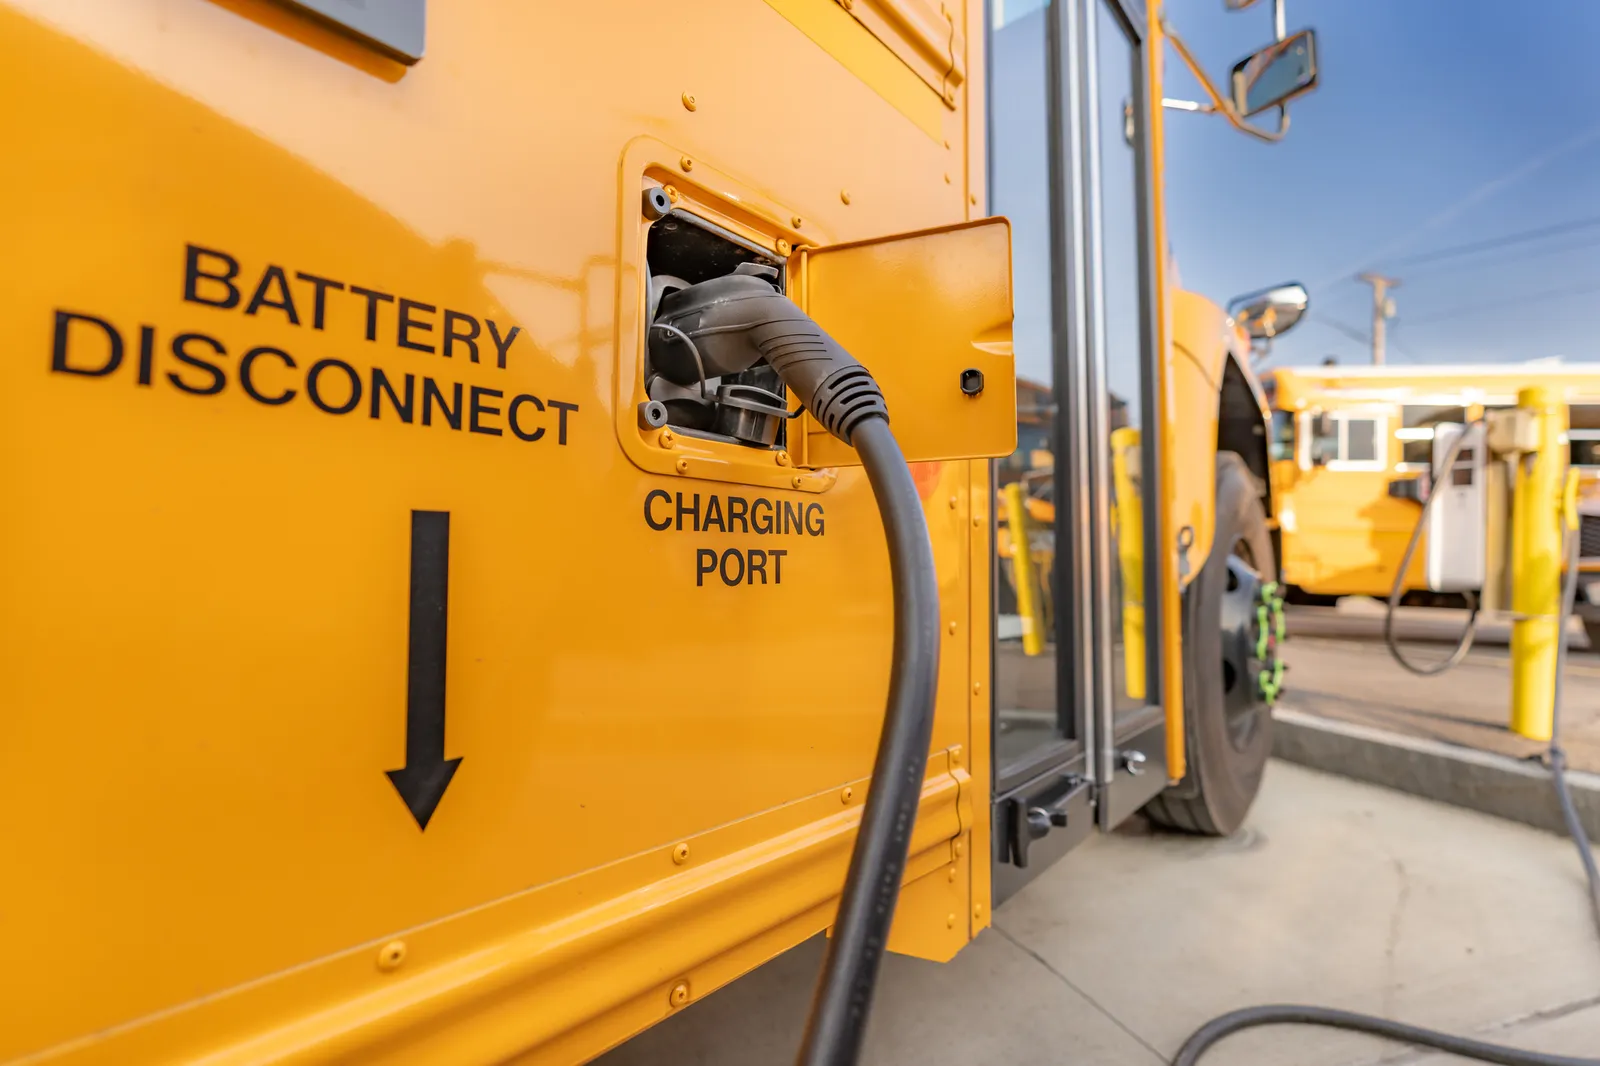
[
  {"x1": 647, "y1": 272, "x2": 943, "y2": 1066},
  {"x1": 1383, "y1": 421, "x2": 1483, "y2": 676}
]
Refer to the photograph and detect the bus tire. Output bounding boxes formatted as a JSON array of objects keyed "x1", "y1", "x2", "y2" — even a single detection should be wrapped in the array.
[{"x1": 1144, "y1": 452, "x2": 1276, "y2": 836}]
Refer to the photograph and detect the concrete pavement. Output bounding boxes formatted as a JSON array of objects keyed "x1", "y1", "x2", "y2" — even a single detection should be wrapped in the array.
[{"x1": 596, "y1": 762, "x2": 1600, "y2": 1065}]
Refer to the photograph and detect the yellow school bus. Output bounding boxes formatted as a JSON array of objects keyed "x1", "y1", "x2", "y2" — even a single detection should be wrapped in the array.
[
  {"x1": 1262, "y1": 362, "x2": 1600, "y2": 639},
  {"x1": 0, "y1": 1, "x2": 1317, "y2": 1062}
]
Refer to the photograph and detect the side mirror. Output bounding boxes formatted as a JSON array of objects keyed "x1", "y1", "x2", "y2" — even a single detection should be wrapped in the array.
[
  {"x1": 1227, "y1": 282, "x2": 1309, "y2": 341},
  {"x1": 1231, "y1": 29, "x2": 1318, "y2": 118}
]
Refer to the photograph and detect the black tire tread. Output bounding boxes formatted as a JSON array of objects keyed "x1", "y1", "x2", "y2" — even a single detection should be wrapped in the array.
[{"x1": 1143, "y1": 452, "x2": 1273, "y2": 836}]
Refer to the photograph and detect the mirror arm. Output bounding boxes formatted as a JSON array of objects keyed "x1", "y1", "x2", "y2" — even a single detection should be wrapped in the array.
[
  {"x1": 1162, "y1": 97, "x2": 1215, "y2": 113},
  {"x1": 1161, "y1": 19, "x2": 1290, "y2": 144},
  {"x1": 1274, "y1": 0, "x2": 1286, "y2": 41}
]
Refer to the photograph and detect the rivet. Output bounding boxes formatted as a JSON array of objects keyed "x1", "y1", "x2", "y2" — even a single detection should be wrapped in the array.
[
  {"x1": 951, "y1": 748, "x2": 961, "y2": 766},
  {"x1": 681, "y1": 92, "x2": 698, "y2": 111},
  {"x1": 841, "y1": 786, "x2": 854, "y2": 803},
  {"x1": 776, "y1": 237, "x2": 792, "y2": 256},
  {"x1": 954, "y1": 839, "x2": 965, "y2": 857},
  {"x1": 971, "y1": 516, "x2": 981, "y2": 527},
  {"x1": 973, "y1": 681, "x2": 982, "y2": 694},
  {"x1": 659, "y1": 429, "x2": 675, "y2": 448},
  {"x1": 670, "y1": 981, "x2": 691, "y2": 1007},
  {"x1": 776, "y1": 451, "x2": 791, "y2": 467},
  {"x1": 974, "y1": 904, "x2": 984, "y2": 919},
  {"x1": 949, "y1": 495, "x2": 958, "y2": 509},
  {"x1": 840, "y1": 189, "x2": 852, "y2": 205},
  {"x1": 663, "y1": 185, "x2": 681, "y2": 203},
  {"x1": 948, "y1": 620, "x2": 958, "y2": 634},
  {"x1": 970, "y1": 194, "x2": 978, "y2": 205},
  {"x1": 944, "y1": 173, "x2": 952, "y2": 184},
  {"x1": 948, "y1": 867, "x2": 958, "y2": 882},
  {"x1": 947, "y1": 913, "x2": 957, "y2": 928},
  {"x1": 377, "y1": 940, "x2": 407, "y2": 972},
  {"x1": 944, "y1": 88, "x2": 956, "y2": 105},
  {"x1": 792, "y1": 215, "x2": 804, "y2": 228},
  {"x1": 676, "y1": 458, "x2": 690, "y2": 473},
  {"x1": 672, "y1": 842, "x2": 690, "y2": 864},
  {"x1": 680, "y1": 155, "x2": 694, "y2": 172},
  {"x1": 792, "y1": 475, "x2": 804, "y2": 488},
  {"x1": 943, "y1": 138, "x2": 951, "y2": 149}
]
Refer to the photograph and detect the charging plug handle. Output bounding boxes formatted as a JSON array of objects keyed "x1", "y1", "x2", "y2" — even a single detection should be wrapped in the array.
[{"x1": 650, "y1": 276, "x2": 890, "y2": 445}]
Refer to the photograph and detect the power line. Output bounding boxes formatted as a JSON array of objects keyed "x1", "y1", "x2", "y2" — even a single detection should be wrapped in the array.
[
  {"x1": 1403, "y1": 279, "x2": 1600, "y2": 325},
  {"x1": 1388, "y1": 232, "x2": 1600, "y2": 280},
  {"x1": 1307, "y1": 316, "x2": 1417, "y2": 362},
  {"x1": 1382, "y1": 215, "x2": 1600, "y2": 268}
]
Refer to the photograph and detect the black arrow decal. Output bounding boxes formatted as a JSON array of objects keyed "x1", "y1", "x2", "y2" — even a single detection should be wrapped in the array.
[{"x1": 386, "y1": 509, "x2": 461, "y2": 830}]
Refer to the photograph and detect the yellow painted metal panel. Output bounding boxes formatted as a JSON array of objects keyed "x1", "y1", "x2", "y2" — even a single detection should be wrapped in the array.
[
  {"x1": 0, "y1": 0, "x2": 990, "y2": 1062},
  {"x1": 763, "y1": 0, "x2": 950, "y2": 141},
  {"x1": 795, "y1": 217, "x2": 1017, "y2": 468}
]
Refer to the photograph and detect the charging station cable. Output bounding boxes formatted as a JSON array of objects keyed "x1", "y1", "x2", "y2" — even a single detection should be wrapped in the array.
[{"x1": 1383, "y1": 422, "x2": 1483, "y2": 676}]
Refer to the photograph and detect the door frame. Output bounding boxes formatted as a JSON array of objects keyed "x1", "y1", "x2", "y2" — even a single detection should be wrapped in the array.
[{"x1": 987, "y1": 0, "x2": 1168, "y2": 901}]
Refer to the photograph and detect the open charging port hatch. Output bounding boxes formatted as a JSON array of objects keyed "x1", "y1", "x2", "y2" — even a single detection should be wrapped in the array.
[{"x1": 640, "y1": 201, "x2": 795, "y2": 451}]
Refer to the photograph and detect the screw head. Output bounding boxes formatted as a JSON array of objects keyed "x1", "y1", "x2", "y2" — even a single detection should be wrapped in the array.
[
  {"x1": 792, "y1": 475, "x2": 804, "y2": 488},
  {"x1": 960, "y1": 368, "x2": 985, "y2": 396},
  {"x1": 377, "y1": 940, "x2": 407, "y2": 972},
  {"x1": 663, "y1": 184, "x2": 681, "y2": 203},
  {"x1": 792, "y1": 215, "x2": 804, "y2": 228},
  {"x1": 659, "y1": 428, "x2": 675, "y2": 448},
  {"x1": 681, "y1": 92, "x2": 697, "y2": 111},
  {"x1": 680, "y1": 155, "x2": 694, "y2": 172},
  {"x1": 775, "y1": 238, "x2": 792, "y2": 256},
  {"x1": 840, "y1": 189, "x2": 852, "y2": 205},
  {"x1": 775, "y1": 451, "x2": 791, "y2": 466},
  {"x1": 672, "y1": 842, "x2": 690, "y2": 864},
  {"x1": 670, "y1": 981, "x2": 691, "y2": 1007},
  {"x1": 841, "y1": 786, "x2": 854, "y2": 803},
  {"x1": 676, "y1": 458, "x2": 690, "y2": 473}
]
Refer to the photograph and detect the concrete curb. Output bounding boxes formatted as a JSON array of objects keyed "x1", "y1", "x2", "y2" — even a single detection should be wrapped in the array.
[{"x1": 1272, "y1": 707, "x2": 1600, "y2": 841}]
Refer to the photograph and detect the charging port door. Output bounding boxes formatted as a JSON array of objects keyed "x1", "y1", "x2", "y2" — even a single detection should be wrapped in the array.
[{"x1": 788, "y1": 217, "x2": 1016, "y2": 468}]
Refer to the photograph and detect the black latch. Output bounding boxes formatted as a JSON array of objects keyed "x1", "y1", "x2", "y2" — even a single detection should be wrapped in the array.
[{"x1": 1006, "y1": 774, "x2": 1088, "y2": 867}]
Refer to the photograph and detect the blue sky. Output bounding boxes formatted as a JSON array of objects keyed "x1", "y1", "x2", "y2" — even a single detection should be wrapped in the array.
[{"x1": 1161, "y1": 0, "x2": 1600, "y2": 367}]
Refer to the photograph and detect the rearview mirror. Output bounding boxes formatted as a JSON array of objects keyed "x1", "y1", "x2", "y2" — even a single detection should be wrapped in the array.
[
  {"x1": 1227, "y1": 282, "x2": 1309, "y2": 341},
  {"x1": 1232, "y1": 29, "x2": 1318, "y2": 118}
]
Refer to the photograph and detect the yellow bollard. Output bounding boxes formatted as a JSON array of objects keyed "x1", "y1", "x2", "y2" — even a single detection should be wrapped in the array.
[
  {"x1": 1510, "y1": 385, "x2": 1566, "y2": 741},
  {"x1": 1002, "y1": 482, "x2": 1047, "y2": 657},
  {"x1": 1110, "y1": 428, "x2": 1147, "y2": 702}
]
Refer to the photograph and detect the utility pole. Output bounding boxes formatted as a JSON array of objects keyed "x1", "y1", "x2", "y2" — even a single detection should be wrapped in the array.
[{"x1": 1357, "y1": 272, "x2": 1400, "y2": 365}]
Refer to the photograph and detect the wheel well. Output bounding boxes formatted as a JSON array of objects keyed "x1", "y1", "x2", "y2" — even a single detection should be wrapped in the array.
[{"x1": 1217, "y1": 355, "x2": 1271, "y2": 517}]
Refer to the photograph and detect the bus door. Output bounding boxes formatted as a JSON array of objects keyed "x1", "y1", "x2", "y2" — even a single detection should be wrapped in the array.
[{"x1": 989, "y1": 0, "x2": 1166, "y2": 901}]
